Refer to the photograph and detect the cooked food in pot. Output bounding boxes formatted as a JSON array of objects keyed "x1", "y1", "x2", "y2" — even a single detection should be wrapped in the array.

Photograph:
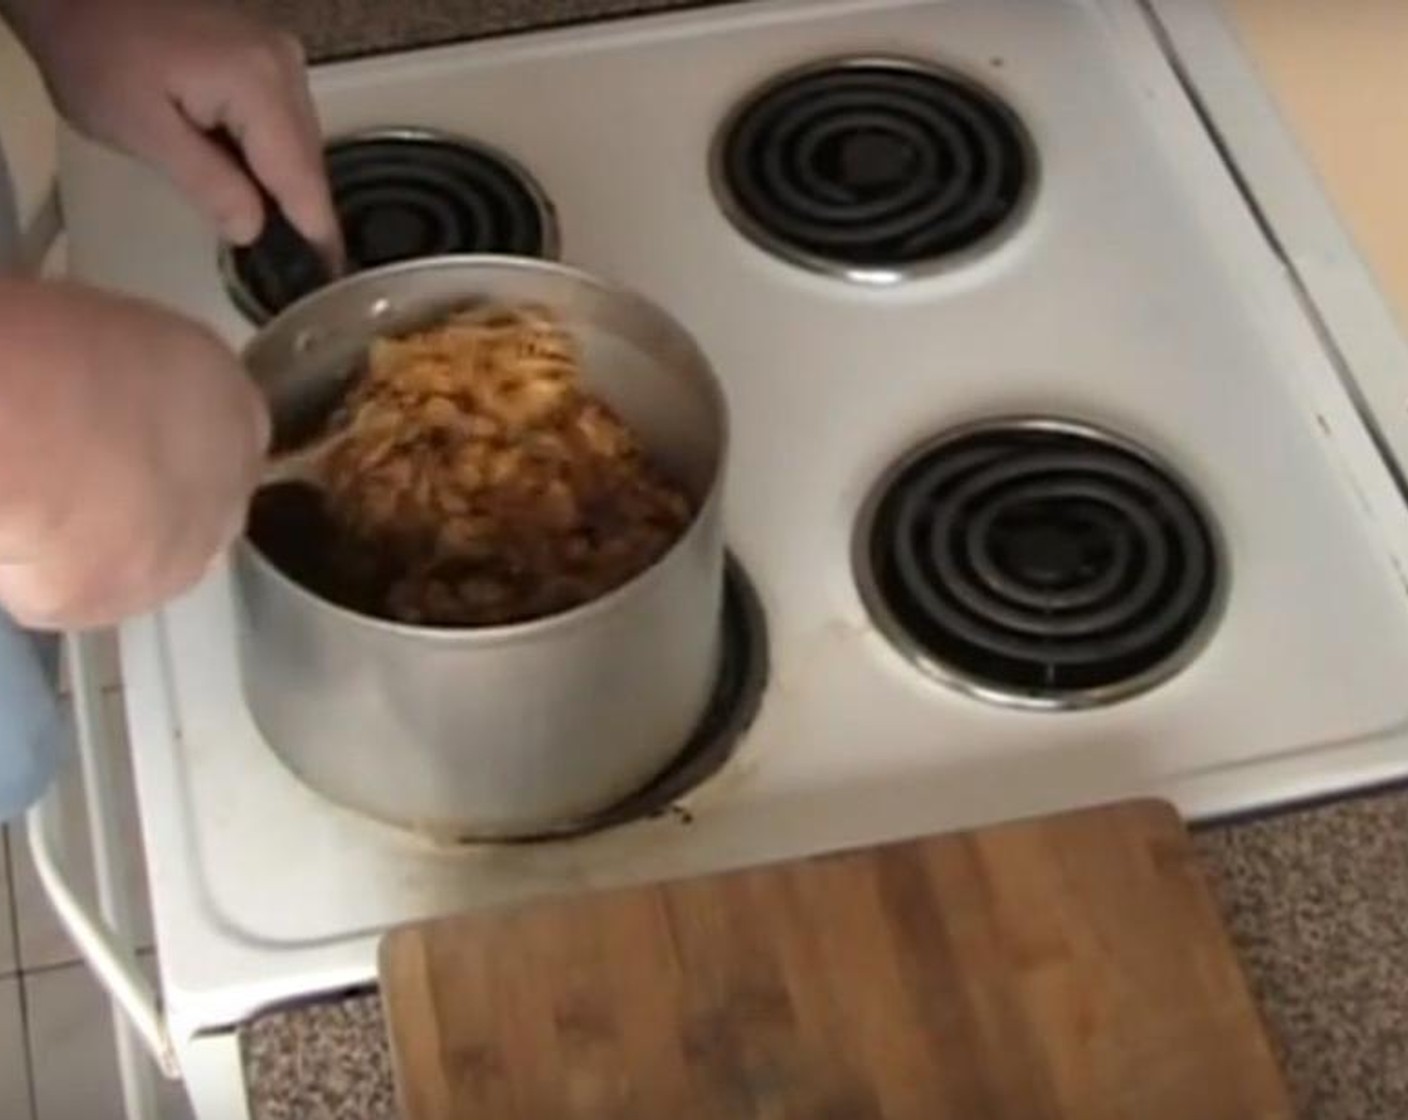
[{"x1": 250, "y1": 303, "x2": 694, "y2": 627}]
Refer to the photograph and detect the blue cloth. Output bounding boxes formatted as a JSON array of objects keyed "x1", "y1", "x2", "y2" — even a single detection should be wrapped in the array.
[{"x1": 0, "y1": 612, "x2": 62, "y2": 822}]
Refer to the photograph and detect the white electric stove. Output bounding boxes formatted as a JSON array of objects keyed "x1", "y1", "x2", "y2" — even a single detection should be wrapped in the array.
[{"x1": 35, "y1": 0, "x2": 1408, "y2": 1113}]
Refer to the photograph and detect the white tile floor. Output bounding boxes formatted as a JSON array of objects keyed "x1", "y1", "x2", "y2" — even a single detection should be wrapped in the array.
[
  {"x1": 0, "y1": 976, "x2": 30, "y2": 1118},
  {"x1": 9, "y1": 690, "x2": 151, "y2": 973},
  {"x1": 0, "y1": 688, "x2": 177, "y2": 1120},
  {"x1": 25, "y1": 955, "x2": 194, "y2": 1120},
  {"x1": 0, "y1": 830, "x2": 16, "y2": 978}
]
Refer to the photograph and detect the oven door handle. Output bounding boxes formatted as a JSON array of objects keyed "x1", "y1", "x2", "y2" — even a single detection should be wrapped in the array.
[{"x1": 24, "y1": 632, "x2": 182, "y2": 1081}]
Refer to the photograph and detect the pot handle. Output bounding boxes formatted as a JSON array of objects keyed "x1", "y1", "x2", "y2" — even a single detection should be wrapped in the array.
[
  {"x1": 24, "y1": 632, "x2": 181, "y2": 1081},
  {"x1": 207, "y1": 127, "x2": 331, "y2": 305}
]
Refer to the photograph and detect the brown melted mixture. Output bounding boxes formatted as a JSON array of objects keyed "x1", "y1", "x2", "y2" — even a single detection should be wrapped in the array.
[{"x1": 249, "y1": 304, "x2": 694, "y2": 627}]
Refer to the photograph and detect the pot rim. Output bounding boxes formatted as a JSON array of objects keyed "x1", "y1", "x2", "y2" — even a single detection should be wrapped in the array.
[{"x1": 237, "y1": 254, "x2": 730, "y2": 643}]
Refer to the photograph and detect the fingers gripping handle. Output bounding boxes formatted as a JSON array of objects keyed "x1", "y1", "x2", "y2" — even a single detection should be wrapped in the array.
[{"x1": 209, "y1": 127, "x2": 330, "y2": 309}]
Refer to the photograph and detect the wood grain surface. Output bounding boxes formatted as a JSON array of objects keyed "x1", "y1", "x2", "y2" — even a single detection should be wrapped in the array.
[{"x1": 380, "y1": 799, "x2": 1293, "y2": 1119}]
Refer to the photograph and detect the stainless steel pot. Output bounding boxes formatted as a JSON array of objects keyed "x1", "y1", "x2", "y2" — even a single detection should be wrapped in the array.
[{"x1": 233, "y1": 256, "x2": 728, "y2": 839}]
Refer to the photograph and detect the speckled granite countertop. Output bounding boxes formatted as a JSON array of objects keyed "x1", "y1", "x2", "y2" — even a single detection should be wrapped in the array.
[
  {"x1": 238, "y1": 0, "x2": 741, "y2": 61},
  {"x1": 228, "y1": 2, "x2": 1408, "y2": 1118},
  {"x1": 237, "y1": 790, "x2": 1408, "y2": 1120}
]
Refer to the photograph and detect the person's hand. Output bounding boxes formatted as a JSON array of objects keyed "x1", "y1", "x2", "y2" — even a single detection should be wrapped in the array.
[
  {"x1": 13, "y1": 0, "x2": 342, "y2": 267},
  {"x1": 0, "y1": 279, "x2": 270, "y2": 630}
]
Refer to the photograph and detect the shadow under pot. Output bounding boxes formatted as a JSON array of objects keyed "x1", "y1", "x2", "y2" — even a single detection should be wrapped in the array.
[{"x1": 233, "y1": 256, "x2": 729, "y2": 841}]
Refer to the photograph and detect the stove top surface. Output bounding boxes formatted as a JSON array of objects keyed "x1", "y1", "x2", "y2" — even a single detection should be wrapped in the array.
[{"x1": 57, "y1": 0, "x2": 1408, "y2": 1023}]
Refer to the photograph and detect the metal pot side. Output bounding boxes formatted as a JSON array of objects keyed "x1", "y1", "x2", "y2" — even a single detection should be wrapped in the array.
[{"x1": 232, "y1": 257, "x2": 729, "y2": 838}]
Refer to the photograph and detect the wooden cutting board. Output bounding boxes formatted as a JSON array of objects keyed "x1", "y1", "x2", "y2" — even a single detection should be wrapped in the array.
[{"x1": 379, "y1": 799, "x2": 1294, "y2": 1119}]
